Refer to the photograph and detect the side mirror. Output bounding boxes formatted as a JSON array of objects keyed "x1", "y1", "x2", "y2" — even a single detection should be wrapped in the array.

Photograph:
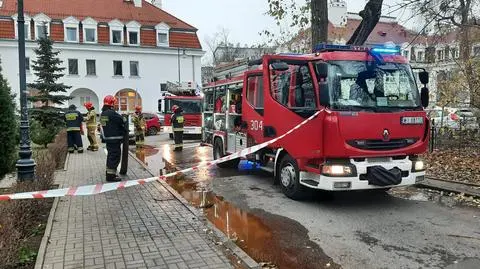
[
  {"x1": 319, "y1": 82, "x2": 330, "y2": 107},
  {"x1": 419, "y1": 71, "x2": 429, "y2": 85},
  {"x1": 315, "y1": 62, "x2": 328, "y2": 78},
  {"x1": 421, "y1": 87, "x2": 429, "y2": 108},
  {"x1": 270, "y1": 61, "x2": 289, "y2": 71}
]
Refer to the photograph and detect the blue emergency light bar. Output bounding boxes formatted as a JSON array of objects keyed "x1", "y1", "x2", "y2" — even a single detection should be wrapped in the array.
[{"x1": 314, "y1": 43, "x2": 401, "y2": 55}]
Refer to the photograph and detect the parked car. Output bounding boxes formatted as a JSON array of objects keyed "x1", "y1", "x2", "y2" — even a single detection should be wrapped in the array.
[
  {"x1": 143, "y1": 112, "x2": 161, "y2": 136},
  {"x1": 430, "y1": 107, "x2": 479, "y2": 130}
]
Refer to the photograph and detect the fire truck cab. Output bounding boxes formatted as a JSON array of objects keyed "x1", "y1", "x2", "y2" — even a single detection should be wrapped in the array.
[
  {"x1": 159, "y1": 82, "x2": 203, "y2": 138},
  {"x1": 202, "y1": 44, "x2": 430, "y2": 200}
]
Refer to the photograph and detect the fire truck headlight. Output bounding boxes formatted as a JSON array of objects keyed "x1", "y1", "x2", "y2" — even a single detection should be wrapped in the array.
[
  {"x1": 321, "y1": 164, "x2": 356, "y2": 177},
  {"x1": 412, "y1": 160, "x2": 425, "y2": 172}
]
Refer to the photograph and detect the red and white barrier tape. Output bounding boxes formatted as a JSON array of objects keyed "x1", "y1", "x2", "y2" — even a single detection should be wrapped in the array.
[{"x1": 0, "y1": 111, "x2": 320, "y2": 200}]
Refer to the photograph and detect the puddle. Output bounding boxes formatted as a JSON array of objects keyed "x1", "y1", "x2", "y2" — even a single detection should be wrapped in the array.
[{"x1": 131, "y1": 144, "x2": 339, "y2": 269}]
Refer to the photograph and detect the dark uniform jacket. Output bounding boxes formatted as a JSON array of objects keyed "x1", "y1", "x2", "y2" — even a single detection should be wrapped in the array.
[
  {"x1": 172, "y1": 109, "x2": 184, "y2": 131},
  {"x1": 100, "y1": 107, "x2": 125, "y2": 142},
  {"x1": 65, "y1": 109, "x2": 84, "y2": 131}
]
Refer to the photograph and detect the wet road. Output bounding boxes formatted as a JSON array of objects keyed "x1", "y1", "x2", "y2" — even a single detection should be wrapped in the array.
[{"x1": 134, "y1": 134, "x2": 480, "y2": 269}]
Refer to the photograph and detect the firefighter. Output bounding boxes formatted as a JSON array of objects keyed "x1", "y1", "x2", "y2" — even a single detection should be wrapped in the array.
[
  {"x1": 84, "y1": 102, "x2": 99, "y2": 151},
  {"x1": 100, "y1": 95, "x2": 126, "y2": 182},
  {"x1": 132, "y1": 106, "x2": 146, "y2": 148},
  {"x1": 171, "y1": 105, "x2": 184, "y2": 151},
  {"x1": 65, "y1": 104, "x2": 84, "y2": 153}
]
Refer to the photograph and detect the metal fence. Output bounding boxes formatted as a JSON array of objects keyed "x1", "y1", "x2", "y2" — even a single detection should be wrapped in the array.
[{"x1": 429, "y1": 120, "x2": 480, "y2": 151}]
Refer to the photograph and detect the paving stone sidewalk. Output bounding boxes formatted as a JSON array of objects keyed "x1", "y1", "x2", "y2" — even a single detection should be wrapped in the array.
[{"x1": 37, "y1": 139, "x2": 233, "y2": 269}]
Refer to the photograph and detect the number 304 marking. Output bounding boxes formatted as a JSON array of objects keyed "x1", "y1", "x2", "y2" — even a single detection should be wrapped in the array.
[{"x1": 250, "y1": 120, "x2": 263, "y2": 131}]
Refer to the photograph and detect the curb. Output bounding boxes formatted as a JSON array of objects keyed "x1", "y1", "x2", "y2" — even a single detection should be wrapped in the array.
[
  {"x1": 128, "y1": 151, "x2": 260, "y2": 269},
  {"x1": 34, "y1": 196, "x2": 59, "y2": 269},
  {"x1": 417, "y1": 177, "x2": 480, "y2": 199}
]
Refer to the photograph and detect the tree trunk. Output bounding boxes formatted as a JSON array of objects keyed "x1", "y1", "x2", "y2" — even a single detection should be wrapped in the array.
[
  {"x1": 311, "y1": 0, "x2": 328, "y2": 51},
  {"x1": 346, "y1": 0, "x2": 383, "y2": 45},
  {"x1": 458, "y1": 0, "x2": 478, "y2": 107}
]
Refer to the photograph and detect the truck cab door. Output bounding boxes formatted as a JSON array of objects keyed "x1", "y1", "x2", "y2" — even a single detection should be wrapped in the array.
[
  {"x1": 263, "y1": 60, "x2": 324, "y2": 158},
  {"x1": 242, "y1": 71, "x2": 265, "y2": 145}
]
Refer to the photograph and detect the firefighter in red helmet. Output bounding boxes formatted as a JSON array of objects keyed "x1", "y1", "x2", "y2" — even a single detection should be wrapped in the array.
[
  {"x1": 132, "y1": 105, "x2": 146, "y2": 148},
  {"x1": 171, "y1": 105, "x2": 184, "y2": 151},
  {"x1": 100, "y1": 95, "x2": 125, "y2": 182},
  {"x1": 84, "y1": 102, "x2": 99, "y2": 151}
]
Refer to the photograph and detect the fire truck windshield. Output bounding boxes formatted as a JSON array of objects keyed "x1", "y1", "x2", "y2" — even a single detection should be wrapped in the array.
[
  {"x1": 323, "y1": 60, "x2": 421, "y2": 111},
  {"x1": 166, "y1": 99, "x2": 202, "y2": 114}
]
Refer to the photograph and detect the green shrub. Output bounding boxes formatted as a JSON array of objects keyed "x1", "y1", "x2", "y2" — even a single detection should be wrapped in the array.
[
  {"x1": 30, "y1": 120, "x2": 58, "y2": 148},
  {"x1": 0, "y1": 60, "x2": 18, "y2": 179}
]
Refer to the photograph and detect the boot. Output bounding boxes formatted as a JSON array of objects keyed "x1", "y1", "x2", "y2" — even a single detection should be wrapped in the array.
[
  {"x1": 106, "y1": 173, "x2": 121, "y2": 182},
  {"x1": 87, "y1": 146, "x2": 92, "y2": 151}
]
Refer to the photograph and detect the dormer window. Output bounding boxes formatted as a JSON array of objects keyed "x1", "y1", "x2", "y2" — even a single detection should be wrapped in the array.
[
  {"x1": 126, "y1": 21, "x2": 141, "y2": 46},
  {"x1": 12, "y1": 13, "x2": 31, "y2": 40},
  {"x1": 109, "y1": 19, "x2": 124, "y2": 45},
  {"x1": 33, "y1": 13, "x2": 51, "y2": 40},
  {"x1": 63, "y1": 16, "x2": 79, "y2": 43},
  {"x1": 82, "y1": 17, "x2": 98, "y2": 43},
  {"x1": 155, "y1": 22, "x2": 170, "y2": 47}
]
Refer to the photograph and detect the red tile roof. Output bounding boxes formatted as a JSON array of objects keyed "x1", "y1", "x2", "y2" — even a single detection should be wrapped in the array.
[
  {"x1": 170, "y1": 32, "x2": 201, "y2": 49},
  {"x1": 0, "y1": 0, "x2": 196, "y2": 30}
]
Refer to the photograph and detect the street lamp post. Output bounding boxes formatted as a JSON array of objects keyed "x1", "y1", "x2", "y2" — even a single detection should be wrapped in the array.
[{"x1": 16, "y1": 0, "x2": 36, "y2": 181}]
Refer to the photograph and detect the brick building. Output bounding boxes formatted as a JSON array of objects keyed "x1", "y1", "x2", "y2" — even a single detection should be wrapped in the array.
[{"x1": 0, "y1": 0, "x2": 204, "y2": 113}]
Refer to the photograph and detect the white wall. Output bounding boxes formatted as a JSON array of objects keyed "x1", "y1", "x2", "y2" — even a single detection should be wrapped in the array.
[{"x1": 0, "y1": 40, "x2": 204, "y2": 114}]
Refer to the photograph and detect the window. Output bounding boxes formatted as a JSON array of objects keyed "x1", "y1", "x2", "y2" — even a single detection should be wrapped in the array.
[
  {"x1": 86, "y1": 60, "x2": 96, "y2": 76},
  {"x1": 113, "y1": 61, "x2": 123, "y2": 76},
  {"x1": 325, "y1": 61, "x2": 421, "y2": 109},
  {"x1": 128, "y1": 31, "x2": 138, "y2": 45},
  {"x1": 130, "y1": 61, "x2": 139, "y2": 77},
  {"x1": 68, "y1": 59, "x2": 78, "y2": 75},
  {"x1": 473, "y1": 46, "x2": 480, "y2": 56},
  {"x1": 80, "y1": 96, "x2": 91, "y2": 105},
  {"x1": 437, "y1": 50, "x2": 444, "y2": 61},
  {"x1": 403, "y1": 50, "x2": 409, "y2": 59},
  {"x1": 36, "y1": 24, "x2": 47, "y2": 39},
  {"x1": 112, "y1": 30, "x2": 122, "y2": 44},
  {"x1": 417, "y1": 51, "x2": 424, "y2": 62},
  {"x1": 158, "y1": 33, "x2": 168, "y2": 44},
  {"x1": 270, "y1": 63, "x2": 316, "y2": 109},
  {"x1": 25, "y1": 57, "x2": 30, "y2": 71},
  {"x1": 451, "y1": 48, "x2": 459, "y2": 58},
  {"x1": 246, "y1": 75, "x2": 264, "y2": 109},
  {"x1": 85, "y1": 28, "x2": 96, "y2": 42},
  {"x1": 66, "y1": 27, "x2": 78, "y2": 42}
]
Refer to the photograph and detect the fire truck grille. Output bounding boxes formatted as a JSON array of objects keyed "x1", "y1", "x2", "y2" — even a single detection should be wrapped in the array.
[{"x1": 347, "y1": 138, "x2": 419, "y2": 151}]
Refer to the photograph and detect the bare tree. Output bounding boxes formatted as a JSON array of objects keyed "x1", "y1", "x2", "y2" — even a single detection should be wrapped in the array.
[
  {"x1": 400, "y1": 0, "x2": 480, "y2": 107},
  {"x1": 265, "y1": 0, "x2": 385, "y2": 49}
]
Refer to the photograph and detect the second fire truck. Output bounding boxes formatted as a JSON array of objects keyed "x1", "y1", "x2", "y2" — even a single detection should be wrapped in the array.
[{"x1": 159, "y1": 82, "x2": 203, "y2": 138}]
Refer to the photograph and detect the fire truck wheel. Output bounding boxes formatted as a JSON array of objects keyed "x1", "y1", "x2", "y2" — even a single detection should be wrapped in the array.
[
  {"x1": 214, "y1": 138, "x2": 240, "y2": 169},
  {"x1": 279, "y1": 155, "x2": 309, "y2": 200}
]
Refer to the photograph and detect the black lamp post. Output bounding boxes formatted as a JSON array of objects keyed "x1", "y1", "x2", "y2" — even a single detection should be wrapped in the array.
[{"x1": 16, "y1": 0, "x2": 36, "y2": 181}]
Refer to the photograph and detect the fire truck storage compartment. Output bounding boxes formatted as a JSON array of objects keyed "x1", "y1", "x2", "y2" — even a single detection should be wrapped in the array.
[{"x1": 227, "y1": 132, "x2": 247, "y2": 153}]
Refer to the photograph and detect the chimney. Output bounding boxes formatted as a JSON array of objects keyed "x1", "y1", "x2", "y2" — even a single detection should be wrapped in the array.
[
  {"x1": 133, "y1": 0, "x2": 142, "y2": 7},
  {"x1": 151, "y1": 0, "x2": 162, "y2": 9}
]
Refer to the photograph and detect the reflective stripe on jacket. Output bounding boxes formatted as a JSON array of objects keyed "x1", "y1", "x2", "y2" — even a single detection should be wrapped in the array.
[{"x1": 65, "y1": 110, "x2": 83, "y2": 132}]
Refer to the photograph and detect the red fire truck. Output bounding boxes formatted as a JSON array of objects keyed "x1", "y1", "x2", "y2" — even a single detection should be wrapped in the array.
[
  {"x1": 202, "y1": 44, "x2": 430, "y2": 200},
  {"x1": 159, "y1": 82, "x2": 203, "y2": 138}
]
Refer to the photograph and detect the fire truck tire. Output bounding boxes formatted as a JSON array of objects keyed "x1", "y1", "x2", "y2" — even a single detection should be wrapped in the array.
[
  {"x1": 214, "y1": 138, "x2": 240, "y2": 169},
  {"x1": 169, "y1": 133, "x2": 173, "y2": 140},
  {"x1": 278, "y1": 155, "x2": 310, "y2": 200}
]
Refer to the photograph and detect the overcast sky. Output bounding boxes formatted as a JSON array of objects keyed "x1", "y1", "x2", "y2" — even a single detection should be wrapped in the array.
[{"x1": 161, "y1": 0, "x2": 414, "y2": 63}]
